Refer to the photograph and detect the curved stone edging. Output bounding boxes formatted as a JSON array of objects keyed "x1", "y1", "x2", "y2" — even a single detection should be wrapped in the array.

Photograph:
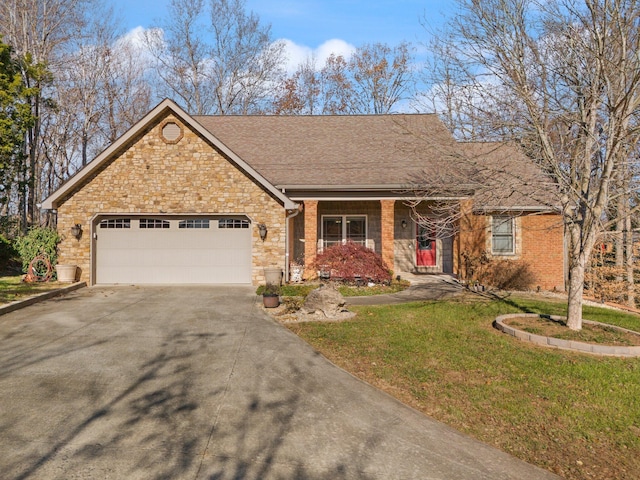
[{"x1": 494, "y1": 313, "x2": 640, "y2": 358}]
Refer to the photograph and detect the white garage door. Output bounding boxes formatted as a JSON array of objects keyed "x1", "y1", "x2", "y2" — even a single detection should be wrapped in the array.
[{"x1": 95, "y1": 216, "x2": 252, "y2": 284}]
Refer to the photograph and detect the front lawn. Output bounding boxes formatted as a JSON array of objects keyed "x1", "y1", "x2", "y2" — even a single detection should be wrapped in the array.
[
  {"x1": 256, "y1": 279, "x2": 410, "y2": 297},
  {"x1": 0, "y1": 274, "x2": 62, "y2": 305},
  {"x1": 287, "y1": 294, "x2": 640, "y2": 480}
]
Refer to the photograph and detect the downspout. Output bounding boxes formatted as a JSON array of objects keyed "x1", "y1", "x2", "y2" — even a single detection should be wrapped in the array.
[{"x1": 285, "y1": 206, "x2": 301, "y2": 283}]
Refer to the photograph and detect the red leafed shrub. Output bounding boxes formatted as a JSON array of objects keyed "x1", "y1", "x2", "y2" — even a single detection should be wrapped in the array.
[{"x1": 312, "y1": 242, "x2": 392, "y2": 284}]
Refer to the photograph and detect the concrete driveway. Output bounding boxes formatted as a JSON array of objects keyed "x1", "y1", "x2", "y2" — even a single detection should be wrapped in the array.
[{"x1": 0, "y1": 286, "x2": 559, "y2": 480}]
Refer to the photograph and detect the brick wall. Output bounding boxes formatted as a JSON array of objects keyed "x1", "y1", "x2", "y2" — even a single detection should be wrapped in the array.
[
  {"x1": 55, "y1": 114, "x2": 286, "y2": 285},
  {"x1": 380, "y1": 200, "x2": 395, "y2": 270},
  {"x1": 303, "y1": 200, "x2": 318, "y2": 277},
  {"x1": 456, "y1": 206, "x2": 565, "y2": 291},
  {"x1": 520, "y1": 214, "x2": 565, "y2": 291}
]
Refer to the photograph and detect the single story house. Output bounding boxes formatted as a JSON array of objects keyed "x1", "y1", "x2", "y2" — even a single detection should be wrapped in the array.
[{"x1": 41, "y1": 99, "x2": 565, "y2": 290}]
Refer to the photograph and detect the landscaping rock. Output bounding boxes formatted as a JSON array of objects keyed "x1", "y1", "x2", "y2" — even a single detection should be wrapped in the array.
[{"x1": 301, "y1": 284, "x2": 348, "y2": 318}]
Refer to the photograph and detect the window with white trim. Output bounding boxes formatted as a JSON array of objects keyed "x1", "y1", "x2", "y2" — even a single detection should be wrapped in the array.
[
  {"x1": 321, "y1": 215, "x2": 366, "y2": 249},
  {"x1": 491, "y1": 216, "x2": 515, "y2": 254}
]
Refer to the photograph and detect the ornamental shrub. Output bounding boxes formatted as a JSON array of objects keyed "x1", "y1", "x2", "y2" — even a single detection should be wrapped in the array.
[
  {"x1": 312, "y1": 242, "x2": 392, "y2": 284},
  {"x1": 14, "y1": 227, "x2": 61, "y2": 273}
]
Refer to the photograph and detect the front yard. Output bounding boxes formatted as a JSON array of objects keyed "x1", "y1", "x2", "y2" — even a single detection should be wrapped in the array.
[
  {"x1": 287, "y1": 294, "x2": 640, "y2": 480},
  {"x1": 0, "y1": 274, "x2": 64, "y2": 305}
]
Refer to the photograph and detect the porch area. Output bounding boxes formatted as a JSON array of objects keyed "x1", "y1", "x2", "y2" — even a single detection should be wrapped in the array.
[{"x1": 289, "y1": 200, "x2": 455, "y2": 279}]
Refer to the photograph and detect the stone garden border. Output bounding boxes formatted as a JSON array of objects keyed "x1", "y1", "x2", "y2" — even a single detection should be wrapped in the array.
[{"x1": 494, "y1": 313, "x2": 640, "y2": 358}]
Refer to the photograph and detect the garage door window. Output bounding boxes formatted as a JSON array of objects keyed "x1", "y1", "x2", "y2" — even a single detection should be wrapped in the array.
[
  {"x1": 100, "y1": 219, "x2": 131, "y2": 229},
  {"x1": 140, "y1": 219, "x2": 170, "y2": 229},
  {"x1": 219, "y1": 219, "x2": 250, "y2": 229},
  {"x1": 179, "y1": 219, "x2": 210, "y2": 229}
]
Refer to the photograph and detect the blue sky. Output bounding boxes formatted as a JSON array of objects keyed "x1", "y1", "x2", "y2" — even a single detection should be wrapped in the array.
[{"x1": 111, "y1": 0, "x2": 456, "y2": 69}]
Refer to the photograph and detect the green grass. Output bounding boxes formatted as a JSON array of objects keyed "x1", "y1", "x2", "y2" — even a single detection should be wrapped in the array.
[
  {"x1": 256, "y1": 280, "x2": 410, "y2": 298},
  {"x1": 287, "y1": 294, "x2": 640, "y2": 480},
  {"x1": 0, "y1": 274, "x2": 62, "y2": 304}
]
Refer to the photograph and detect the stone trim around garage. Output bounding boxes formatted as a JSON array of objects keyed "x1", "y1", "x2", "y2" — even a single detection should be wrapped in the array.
[{"x1": 494, "y1": 313, "x2": 640, "y2": 358}]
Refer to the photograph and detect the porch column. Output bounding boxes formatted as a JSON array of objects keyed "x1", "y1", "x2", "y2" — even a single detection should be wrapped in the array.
[
  {"x1": 303, "y1": 200, "x2": 318, "y2": 278},
  {"x1": 455, "y1": 199, "x2": 484, "y2": 279},
  {"x1": 380, "y1": 200, "x2": 395, "y2": 271}
]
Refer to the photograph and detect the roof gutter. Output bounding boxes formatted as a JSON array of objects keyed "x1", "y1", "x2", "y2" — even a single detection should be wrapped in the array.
[
  {"x1": 473, "y1": 205, "x2": 560, "y2": 213},
  {"x1": 276, "y1": 183, "x2": 478, "y2": 193},
  {"x1": 277, "y1": 184, "x2": 411, "y2": 191}
]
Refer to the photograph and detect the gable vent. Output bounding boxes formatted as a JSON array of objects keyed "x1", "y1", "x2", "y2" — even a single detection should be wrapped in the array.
[{"x1": 161, "y1": 121, "x2": 183, "y2": 143}]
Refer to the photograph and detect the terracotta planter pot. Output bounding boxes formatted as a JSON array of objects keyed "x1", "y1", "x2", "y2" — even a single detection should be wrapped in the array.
[{"x1": 262, "y1": 294, "x2": 280, "y2": 308}]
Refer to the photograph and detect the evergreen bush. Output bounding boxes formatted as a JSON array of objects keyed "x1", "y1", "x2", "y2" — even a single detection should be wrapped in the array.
[{"x1": 14, "y1": 227, "x2": 61, "y2": 273}]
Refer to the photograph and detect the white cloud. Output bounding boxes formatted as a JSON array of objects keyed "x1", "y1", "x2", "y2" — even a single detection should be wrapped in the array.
[
  {"x1": 117, "y1": 26, "x2": 152, "y2": 50},
  {"x1": 118, "y1": 27, "x2": 358, "y2": 77},
  {"x1": 279, "y1": 38, "x2": 356, "y2": 73}
]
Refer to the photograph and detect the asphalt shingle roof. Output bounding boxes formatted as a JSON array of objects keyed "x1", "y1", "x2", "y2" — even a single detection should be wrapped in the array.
[
  {"x1": 194, "y1": 114, "x2": 558, "y2": 210},
  {"x1": 194, "y1": 114, "x2": 459, "y2": 188}
]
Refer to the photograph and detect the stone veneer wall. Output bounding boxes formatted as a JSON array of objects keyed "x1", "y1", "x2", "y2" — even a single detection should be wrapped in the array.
[{"x1": 55, "y1": 114, "x2": 286, "y2": 285}]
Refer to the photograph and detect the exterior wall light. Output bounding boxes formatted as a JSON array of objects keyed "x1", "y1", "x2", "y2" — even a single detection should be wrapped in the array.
[
  {"x1": 258, "y1": 223, "x2": 268, "y2": 241},
  {"x1": 401, "y1": 219, "x2": 408, "y2": 229},
  {"x1": 70, "y1": 223, "x2": 82, "y2": 240}
]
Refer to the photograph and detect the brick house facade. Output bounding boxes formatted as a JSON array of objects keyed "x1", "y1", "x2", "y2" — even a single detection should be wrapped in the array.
[{"x1": 43, "y1": 99, "x2": 565, "y2": 290}]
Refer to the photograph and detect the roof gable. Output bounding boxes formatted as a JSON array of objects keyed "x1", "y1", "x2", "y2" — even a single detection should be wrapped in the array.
[{"x1": 41, "y1": 99, "x2": 297, "y2": 210}]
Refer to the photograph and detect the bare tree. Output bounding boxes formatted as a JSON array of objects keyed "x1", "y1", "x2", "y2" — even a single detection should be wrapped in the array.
[
  {"x1": 272, "y1": 55, "x2": 320, "y2": 115},
  {"x1": 274, "y1": 42, "x2": 415, "y2": 115},
  {"x1": 144, "y1": 0, "x2": 212, "y2": 115},
  {"x1": 319, "y1": 53, "x2": 353, "y2": 114},
  {"x1": 98, "y1": 34, "x2": 153, "y2": 143},
  {"x1": 38, "y1": 4, "x2": 149, "y2": 203},
  {"x1": 348, "y1": 42, "x2": 414, "y2": 114},
  {"x1": 0, "y1": 0, "x2": 96, "y2": 229},
  {"x1": 145, "y1": 0, "x2": 285, "y2": 115},
  {"x1": 422, "y1": 0, "x2": 640, "y2": 329}
]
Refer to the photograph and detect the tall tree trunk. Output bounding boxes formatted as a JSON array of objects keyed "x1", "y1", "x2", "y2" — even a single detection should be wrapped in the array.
[
  {"x1": 625, "y1": 215, "x2": 635, "y2": 308},
  {"x1": 567, "y1": 261, "x2": 586, "y2": 330},
  {"x1": 615, "y1": 192, "x2": 625, "y2": 282},
  {"x1": 566, "y1": 221, "x2": 596, "y2": 330}
]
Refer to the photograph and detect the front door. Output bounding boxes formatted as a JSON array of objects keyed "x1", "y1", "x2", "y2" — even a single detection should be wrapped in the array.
[{"x1": 416, "y1": 225, "x2": 436, "y2": 267}]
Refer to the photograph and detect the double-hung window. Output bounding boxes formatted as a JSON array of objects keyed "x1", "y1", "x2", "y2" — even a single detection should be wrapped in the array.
[
  {"x1": 322, "y1": 215, "x2": 366, "y2": 249},
  {"x1": 491, "y1": 215, "x2": 515, "y2": 254}
]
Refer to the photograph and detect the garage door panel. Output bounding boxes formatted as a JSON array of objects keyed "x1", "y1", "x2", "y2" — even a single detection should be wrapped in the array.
[{"x1": 96, "y1": 217, "x2": 252, "y2": 284}]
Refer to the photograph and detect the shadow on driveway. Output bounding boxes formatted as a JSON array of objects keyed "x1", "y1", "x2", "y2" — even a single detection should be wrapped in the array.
[{"x1": 0, "y1": 286, "x2": 558, "y2": 480}]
